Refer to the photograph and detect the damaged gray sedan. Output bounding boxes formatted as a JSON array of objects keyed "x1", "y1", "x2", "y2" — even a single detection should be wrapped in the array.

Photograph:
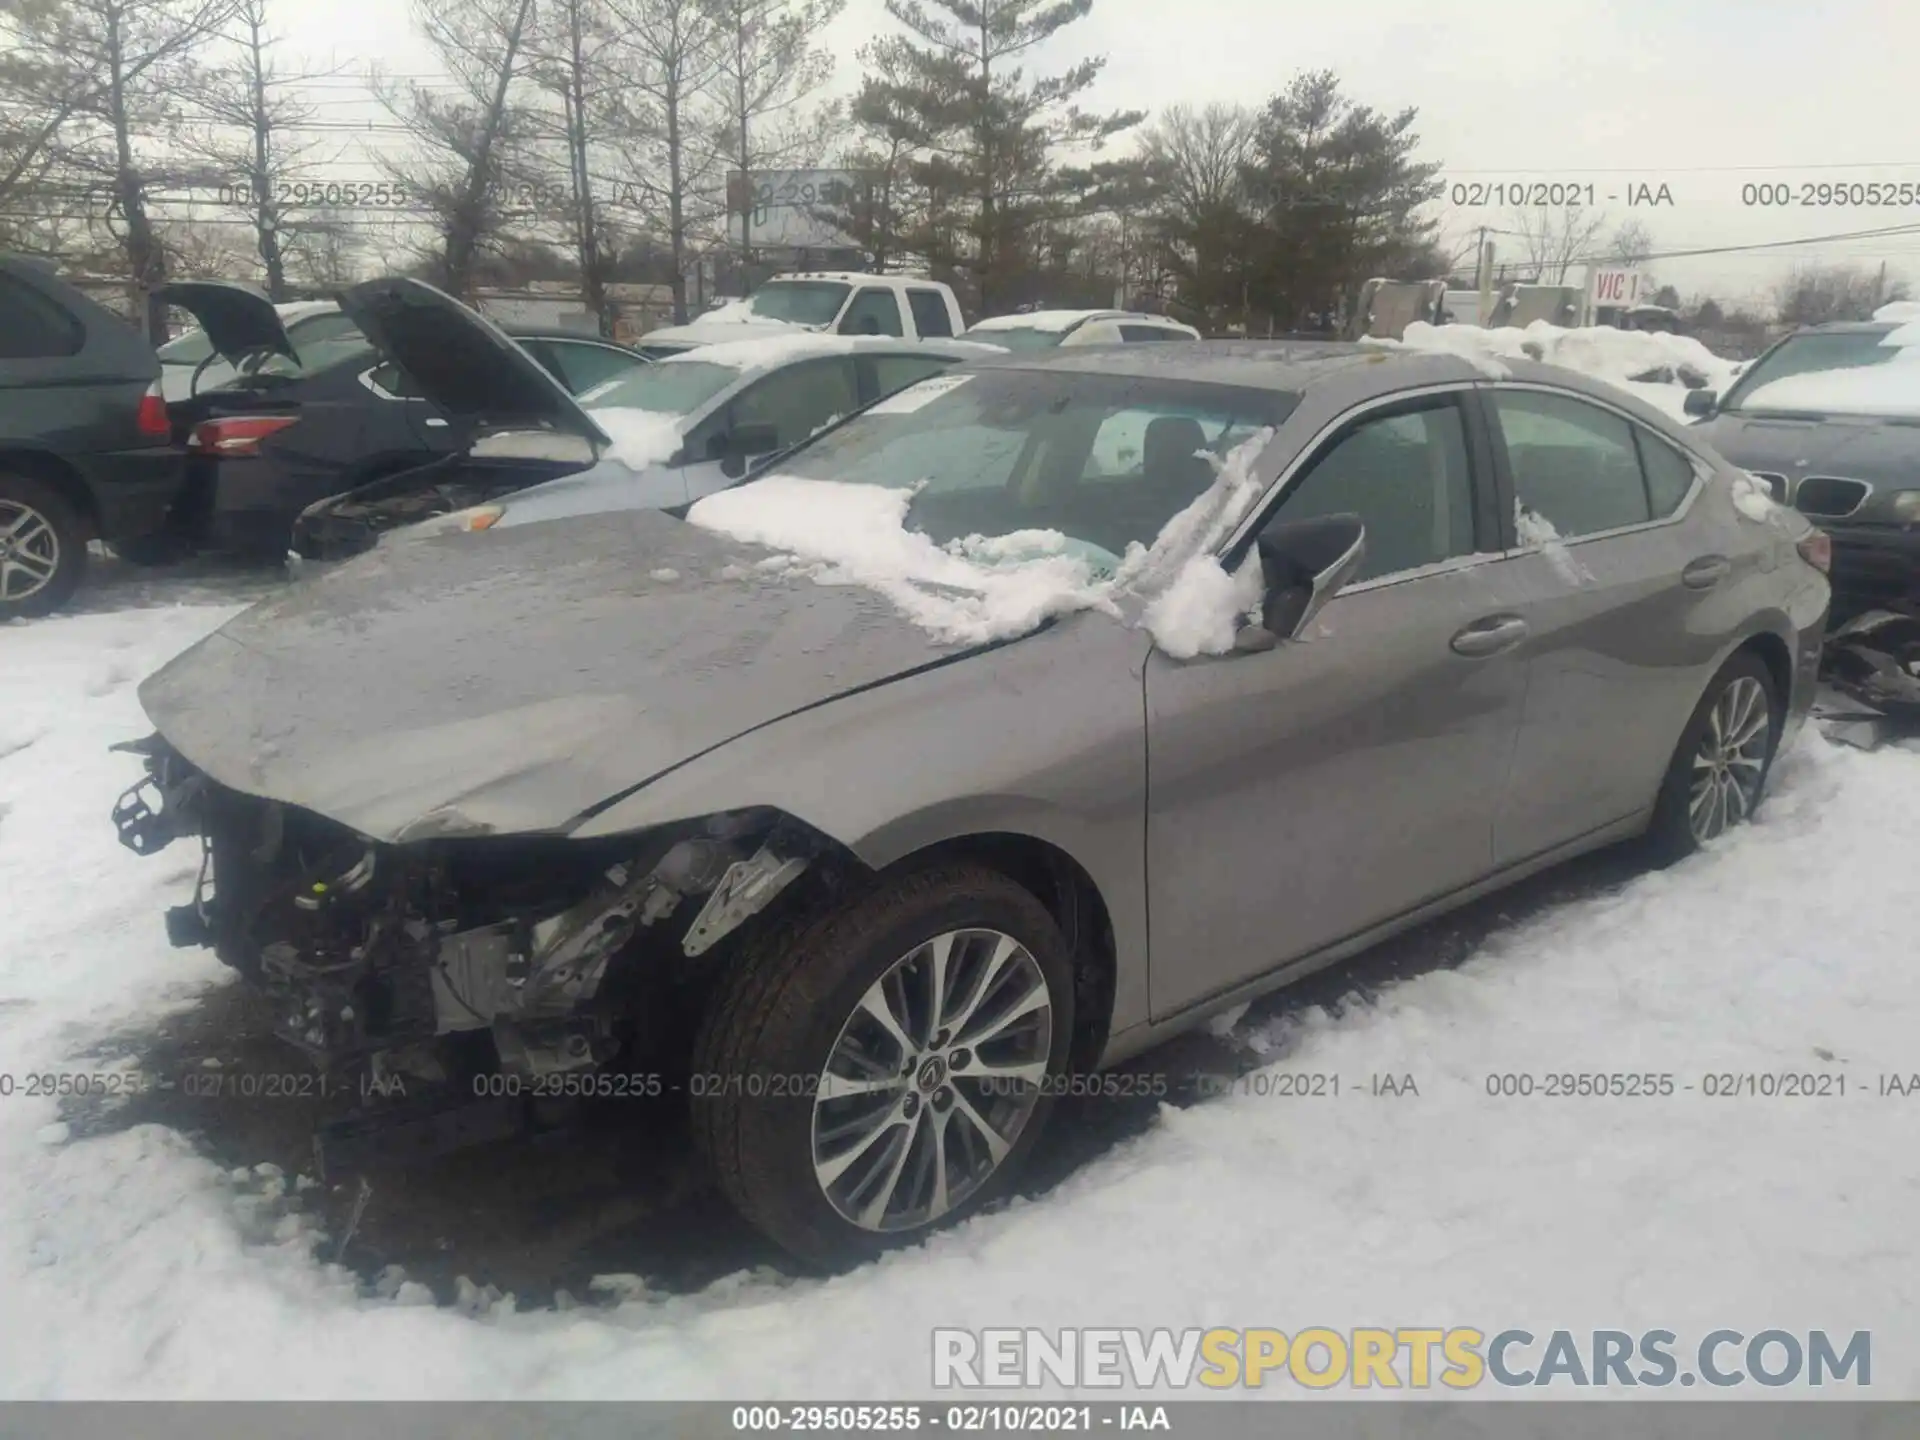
[{"x1": 111, "y1": 283, "x2": 1833, "y2": 1263}]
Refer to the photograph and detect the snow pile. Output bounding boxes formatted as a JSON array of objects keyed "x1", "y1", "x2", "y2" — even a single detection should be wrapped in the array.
[
  {"x1": 668, "y1": 332, "x2": 921, "y2": 373},
  {"x1": 686, "y1": 428, "x2": 1278, "y2": 658},
  {"x1": 586, "y1": 408, "x2": 688, "y2": 470},
  {"x1": 1729, "y1": 468, "x2": 1784, "y2": 523},
  {"x1": 1513, "y1": 504, "x2": 1591, "y2": 586},
  {"x1": 9, "y1": 602, "x2": 1920, "y2": 1396},
  {"x1": 1385, "y1": 320, "x2": 1743, "y2": 418}
]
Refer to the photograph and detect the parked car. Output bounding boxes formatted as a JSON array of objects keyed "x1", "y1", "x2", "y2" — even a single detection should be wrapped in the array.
[
  {"x1": 154, "y1": 300, "x2": 648, "y2": 559},
  {"x1": 292, "y1": 331, "x2": 998, "y2": 557},
  {"x1": 110, "y1": 328, "x2": 1829, "y2": 1265},
  {"x1": 1685, "y1": 316, "x2": 1918, "y2": 623},
  {"x1": 961, "y1": 309, "x2": 1202, "y2": 351},
  {"x1": 158, "y1": 300, "x2": 360, "y2": 402},
  {"x1": 0, "y1": 257, "x2": 287, "y2": 617},
  {"x1": 637, "y1": 273, "x2": 968, "y2": 357}
]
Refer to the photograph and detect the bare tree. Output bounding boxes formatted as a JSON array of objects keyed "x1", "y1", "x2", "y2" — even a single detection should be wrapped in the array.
[
  {"x1": 279, "y1": 213, "x2": 365, "y2": 289},
  {"x1": 1140, "y1": 102, "x2": 1255, "y2": 217},
  {"x1": 1606, "y1": 218, "x2": 1654, "y2": 267},
  {"x1": 524, "y1": 0, "x2": 626, "y2": 328},
  {"x1": 603, "y1": 0, "x2": 728, "y2": 323},
  {"x1": 3, "y1": 0, "x2": 243, "y2": 338},
  {"x1": 1507, "y1": 203, "x2": 1610, "y2": 284},
  {"x1": 377, "y1": 0, "x2": 541, "y2": 300},
  {"x1": 182, "y1": 0, "x2": 342, "y2": 298},
  {"x1": 1773, "y1": 261, "x2": 1911, "y2": 327},
  {"x1": 707, "y1": 0, "x2": 846, "y2": 254}
]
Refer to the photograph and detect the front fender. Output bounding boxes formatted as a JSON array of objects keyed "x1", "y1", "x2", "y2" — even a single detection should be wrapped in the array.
[{"x1": 571, "y1": 611, "x2": 1155, "y2": 1033}]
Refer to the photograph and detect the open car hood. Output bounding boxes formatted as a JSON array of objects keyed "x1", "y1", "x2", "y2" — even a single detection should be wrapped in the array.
[
  {"x1": 154, "y1": 280, "x2": 296, "y2": 365},
  {"x1": 335, "y1": 276, "x2": 610, "y2": 447},
  {"x1": 138, "y1": 506, "x2": 981, "y2": 842}
]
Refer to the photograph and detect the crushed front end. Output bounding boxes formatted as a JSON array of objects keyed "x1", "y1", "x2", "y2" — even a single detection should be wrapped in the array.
[{"x1": 111, "y1": 734, "x2": 821, "y2": 1172}]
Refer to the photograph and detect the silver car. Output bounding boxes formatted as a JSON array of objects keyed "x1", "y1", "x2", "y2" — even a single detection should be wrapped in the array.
[{"x1": 111, "y1": 335, "x2": 1831, "y2": 1265}]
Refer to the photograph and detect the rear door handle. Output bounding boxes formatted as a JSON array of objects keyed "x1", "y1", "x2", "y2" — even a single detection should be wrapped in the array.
[
  {"x1": 1450, "y1": 614, "x2": 1529, "y2": 657},
  {"x1": 1682, "y1": 555, "x2": 1730, "y2": 589}
]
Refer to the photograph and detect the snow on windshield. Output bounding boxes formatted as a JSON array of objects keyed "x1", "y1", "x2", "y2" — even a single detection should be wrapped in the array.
[
  {"x1": 686, "y1": 428, "x2": 1278, "y2": 659},
  {"x1": 1736, "y1": 344, "x2": 1920, "y2": 418},
  {"x1": 1382, "y1": 320, "x2": 1742, "y2": 419}
]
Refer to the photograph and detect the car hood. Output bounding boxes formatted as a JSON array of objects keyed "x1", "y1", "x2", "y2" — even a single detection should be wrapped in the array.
[
  {"x1": 1692, "y1": 411, "x2": 1920, "y2": 490},
  {"x1": 484, "y1": 457, "x2": 690, "y2": 528},
  {"x1": 335, "y1": 276, "x2": 609, "y2": 447},
  {"x1": 154, "y1": 280, "x2": 296, "y2": 365},
  {"x1": 137, "y1": 506, "x2": 977, "y2": 842}
]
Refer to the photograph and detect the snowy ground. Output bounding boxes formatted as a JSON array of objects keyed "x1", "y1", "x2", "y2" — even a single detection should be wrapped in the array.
[{"x1": 4, "y1": 569, "x2": 1920, "y2": 1399}]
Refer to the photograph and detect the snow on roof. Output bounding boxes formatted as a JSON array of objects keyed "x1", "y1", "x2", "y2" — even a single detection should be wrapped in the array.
[
  {"x1": 1387, "y1": 320, "x2": 1743, "y2": 406},
  {"x1": 1873, "y1": 301, "x2": 1920, "y2": 323},
  {"x1": 966, "y1": 309, "x2": 1116, "y2": 334},
  {"x1": 1736, "y1": 359, "x2": 1920, "y2": 419}
]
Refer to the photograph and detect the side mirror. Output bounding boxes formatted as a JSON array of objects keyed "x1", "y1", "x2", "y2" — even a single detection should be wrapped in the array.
[
  {"x1": 1683, "y1": 388, "x2": 1718, "y2": 418},
  {"x1": 1242, "y1": 513, "x2": 1367, "y2": 644},
  {"x1": 709, "y1": 422, "x2": 781, "y2": 478}
]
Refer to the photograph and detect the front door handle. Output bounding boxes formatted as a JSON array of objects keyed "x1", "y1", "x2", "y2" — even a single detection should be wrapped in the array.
[
  {"x1": 1451, "y1": 614, "x2": 1529, "y2": 657},
  {"x1": 1683, "y1": 555, "x2": 1730, "y2": 589}
]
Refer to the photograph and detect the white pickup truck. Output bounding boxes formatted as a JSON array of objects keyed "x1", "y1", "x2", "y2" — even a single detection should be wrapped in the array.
[{"x1": 638, "y1": 273, "x2": 968, "y2": 357}]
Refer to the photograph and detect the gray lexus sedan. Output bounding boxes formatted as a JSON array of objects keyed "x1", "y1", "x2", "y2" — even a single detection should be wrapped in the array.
[{"x1": 110, "y1": 340, "x2": 1830, "y2": 1265}]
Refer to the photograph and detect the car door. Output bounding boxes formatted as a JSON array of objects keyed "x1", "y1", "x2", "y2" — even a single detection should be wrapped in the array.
[
  {"x1": 359, "y1": 358, "x2": 460, "y2": 458},
  {"x1": 1480, "y1": 384, "x2": 1728, "y2": 864},
  {"x1": 837, "y1": 288, "x2": 906, "y2": 337},
  {"x1": 1145, "y1": 387, "x2": 1529, "y2": 1018},
  {"x1": 676, "y1": 356, "x2": 863, "y2": 503}
]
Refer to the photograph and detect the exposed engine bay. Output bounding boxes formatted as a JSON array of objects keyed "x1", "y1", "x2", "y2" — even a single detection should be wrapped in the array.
[{"x1": 110, "y1": 734, "x2": 819, "y2": 1166}]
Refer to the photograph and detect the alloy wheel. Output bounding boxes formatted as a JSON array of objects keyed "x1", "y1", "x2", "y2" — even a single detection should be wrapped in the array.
[
  {"x1": 1688, "y1": 675, "x2": 1771, "y2": 843},
  {"x1": 0, "y1": 499, "x2": 60, "y2": 603},
  {"x1": 811, "y1": 927, "x2": 1053, "y2": 1234}
]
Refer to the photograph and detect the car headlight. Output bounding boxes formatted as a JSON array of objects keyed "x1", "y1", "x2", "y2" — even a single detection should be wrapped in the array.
[
  {"x1": 411, "y1": 504, "x2": 506, "y2": 538},
  {"x1": 1891, "y1": 490, "x2": 1920, "y2": 524}
]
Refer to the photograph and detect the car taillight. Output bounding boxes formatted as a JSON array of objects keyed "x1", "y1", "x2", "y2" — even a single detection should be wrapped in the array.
[
  {"x1": 189, "y1": 415, "x2": 299, "y2": 457},
  {"x1": 136, "y1": 381, "x2": 169, "y2": 438},
  {"x1": 1796, "y1": 529, "x2": 1832, "y2": 574}
]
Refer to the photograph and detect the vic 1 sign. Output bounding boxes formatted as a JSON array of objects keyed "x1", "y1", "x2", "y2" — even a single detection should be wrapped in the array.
[{"x1": 1589, "y1": 267, "x2": 1643, "y2": 307}]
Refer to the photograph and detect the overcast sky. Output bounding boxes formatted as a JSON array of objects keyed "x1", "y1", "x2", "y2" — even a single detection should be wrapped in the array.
[{"x1": 272, "y1": 0, "x2": 1920, "y2": 305}]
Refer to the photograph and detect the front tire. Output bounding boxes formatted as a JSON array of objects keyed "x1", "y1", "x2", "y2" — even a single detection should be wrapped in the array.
[
  {"x1": 0, "y1": 474, "x2": 86, "y2": 619},
  {"x1": 691, "y1": 863, "x2": 1076, "y2": 1267},
  {"x1": 1644, "y1": 651, "x2": 1780, "y2": 865}
]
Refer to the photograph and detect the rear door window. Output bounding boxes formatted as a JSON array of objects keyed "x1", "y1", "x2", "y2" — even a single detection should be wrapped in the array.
[
  {"x1": 0, "y1": 273, "x2": 83, "y2": 359},
  {"x1": 1634, "y1": 429, "x2": 1698, "y2": 519},
  {"x1": 864, "y1": 353, "x2": 959, "y2": 404},
  {"x1": 1119, "y1": 324, "x2": 1182, "y2": 342},
  {"x1": 906, "y1": 289, "x2": 954, "y2": 337},
  {"x1": 1490, "y1": 389, "x2": 1653, "y2": 539}
]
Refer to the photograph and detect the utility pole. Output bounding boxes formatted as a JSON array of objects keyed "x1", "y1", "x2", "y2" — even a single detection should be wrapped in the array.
[{"x1": 1476, "y1": 228, "x2": 1495, "y2": 327}]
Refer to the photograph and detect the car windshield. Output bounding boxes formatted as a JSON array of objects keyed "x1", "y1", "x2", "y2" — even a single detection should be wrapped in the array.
[
  {"x1": 581, "y1": 359, "x2": 739, "y2": 413},
  {"x1": 156, "y1": 329, "x2": 215, "y2": 363},
  {"x1": 760, "y1": 367, "x2": 1297, "y2": 559},
  {"x1": 742, "y1": 281, "x2": 851, "y2": 326},
  {"x1": 963, "y1": 326, "x2": 1069, "y2": 353},
  {"x1": 1721, "y1": 331, "x2": 1903, "y2": 411}
]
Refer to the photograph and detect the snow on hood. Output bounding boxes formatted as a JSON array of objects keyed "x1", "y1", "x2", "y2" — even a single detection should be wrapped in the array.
[
  {"x1": 1736, "y1": 358, "x2": 1920, "y2": 419},
  {"x1": 588, "y1": 408, "x2": 689, "y2": 469},
  {"x1": 1382, "y1": 321, "x2": 1743, "y2": 416},
  {"x1": 685, "y1": 428, "x2": 1278, "y2": 659},
  {"x1": 1873, "y1": 301, "x2": 1920, "y2": 323}
]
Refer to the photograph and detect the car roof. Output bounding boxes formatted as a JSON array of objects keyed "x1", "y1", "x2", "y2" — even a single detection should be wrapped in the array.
[
  {"x1": 1788, "y1": 320, "x2": 1899, "y2": 337},
  {"x1": 660, "y1": 333, "x2": 990, "y2": 374},
  {"x1": 964, "y1": 339, "x2": 1692, "y2": 418}
]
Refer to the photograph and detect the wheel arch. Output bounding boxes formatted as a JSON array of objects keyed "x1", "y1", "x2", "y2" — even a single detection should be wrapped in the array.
[
  {"x1": 0, "y1": 447, "x2": 98, "y2": 538},
  {"x1": 872, "y1": 829, "x2": 1120, "y2": 1074}
]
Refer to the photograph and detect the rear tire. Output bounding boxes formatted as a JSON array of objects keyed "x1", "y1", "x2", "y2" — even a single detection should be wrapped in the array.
[
  {"x1": 1643, "y1": 651, "x2": 1781, "y2": 866},
  {"x1": 0, "y1": 473, "x2": 86, "y2": 619},
  {"x1": 690, "y1": 863, "x2": 1076, "y2": 1268}
]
